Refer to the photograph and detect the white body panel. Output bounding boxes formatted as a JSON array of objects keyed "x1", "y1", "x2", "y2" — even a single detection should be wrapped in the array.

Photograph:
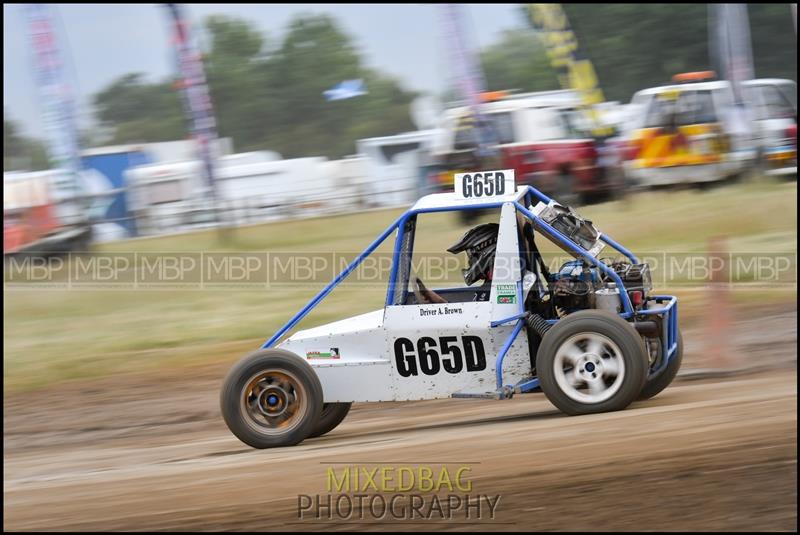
[
  {"x1": 382, "y1": 302, "x2": 530, "y2": 400},
  {"x1": 278, "y1": 300, "x2": 531, "y2": 403},
  {"x1": 278, "y1": 309, "x2": 393, "y2": 402}
]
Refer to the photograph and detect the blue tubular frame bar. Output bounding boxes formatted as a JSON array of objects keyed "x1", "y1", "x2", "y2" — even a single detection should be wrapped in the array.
[
  {"x1": 522, "y1": 186, "x2": 638, "y2": 264},
  {"x1": 513, "y1": 202, "x2": 636, "y2": 317},
  {"x1": 637, "y1": 295, "x2": 679, "y2": 376},
  {"x1": 491, "y1": 312, "x2": 527, "y2": 328},
  {"x1": 495, "y1": 319, "x2": 524, "y2": 391},
  {"x1": 385, "y1": 212, "x2": 413, "y2": 307},
  {"x1": 264, "y1": 201, "x2": 509, "y2": 348},
  {"x1": 514, "y1": 377, "x2": 540, "y2": 393},
  {"x1": 262, "y1": 215, "x2": 403, "y2": 348},
  {"x1": 493, "y1": 280, "x2": 526, "y2": 391},
  {"x1": 599, "y1": 234, "x2": 638, "y2": 264},
  {"x1": 384, "y1": 202, "x2": 510, "y2": 306}
]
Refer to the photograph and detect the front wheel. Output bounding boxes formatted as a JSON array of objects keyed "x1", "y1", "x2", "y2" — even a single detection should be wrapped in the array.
[
  {"x1": 220, "y1": 349, "x2": 323, "y2": 449},
  {"x1": 309, "y1": 403, "x2": 352, "y2": 438},
  {"x1": 537, "y1": 311, "x2": 648, "y2": 415}
]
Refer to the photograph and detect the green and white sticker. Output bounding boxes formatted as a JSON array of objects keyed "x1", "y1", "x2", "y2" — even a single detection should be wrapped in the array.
[
  {"x1": 306, "y1": 348, "x2": 340, "y2": 359},
  {"x1": 496, "y1": 284, "x2": 517, "y2": 304}
]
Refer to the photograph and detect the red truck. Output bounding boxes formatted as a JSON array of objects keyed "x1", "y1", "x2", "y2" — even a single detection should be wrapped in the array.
[{"x1": 428, "y1": 91, "x2": 623, "y2": 206}]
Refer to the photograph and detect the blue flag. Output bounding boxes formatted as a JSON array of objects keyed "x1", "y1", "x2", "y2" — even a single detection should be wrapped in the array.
[{"x1": 323, "y1": 79, "x2": 367, "y2": 101}]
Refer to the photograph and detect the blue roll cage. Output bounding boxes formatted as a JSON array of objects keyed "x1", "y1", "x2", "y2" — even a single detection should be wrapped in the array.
[{"x1": 262, "y1": 185, "x2": 678, "y2": 397}]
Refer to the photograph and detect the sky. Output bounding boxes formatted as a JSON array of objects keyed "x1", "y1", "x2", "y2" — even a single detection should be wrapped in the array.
[{"x1": 3, "y1": 3, "x2": 525, "y2": 138}]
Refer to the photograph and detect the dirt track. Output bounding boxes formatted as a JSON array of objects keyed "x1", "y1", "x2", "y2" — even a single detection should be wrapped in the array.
[{"x1": 3, "y1": 309, "x2": 798, "y2": 531}]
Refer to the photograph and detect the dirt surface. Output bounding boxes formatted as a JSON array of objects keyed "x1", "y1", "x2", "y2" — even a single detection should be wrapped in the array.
[{"x1": 3, "y1": 308, "x2": 797, "y2": 531}]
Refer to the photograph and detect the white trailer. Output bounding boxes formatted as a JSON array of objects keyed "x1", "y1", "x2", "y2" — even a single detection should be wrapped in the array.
[
  {"x1": 125, "y1": 152, "x2": 349, "y2": 233},
  {"x1": 356, "y1": 130, "x2": 439, "y2": 207}
]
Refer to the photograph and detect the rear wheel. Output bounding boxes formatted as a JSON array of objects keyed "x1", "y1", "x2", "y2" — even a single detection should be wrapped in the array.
[
  {"x1": 220, "y1": 349, "x2": 323, "y2": 449},
  {"x1": 537, "y1": 311, "x2": 648, "y2": 415},
  {"x1": 309, "y1": 403, "x2": 352, "y2": 438},
  {"x1": 638, "y1": 329, "x2": 684, "y2": 400}
]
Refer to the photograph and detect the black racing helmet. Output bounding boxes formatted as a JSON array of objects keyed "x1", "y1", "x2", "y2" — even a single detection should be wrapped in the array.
[{"x1": 447, "y1": 223, "x2": 499, "y2": 286}]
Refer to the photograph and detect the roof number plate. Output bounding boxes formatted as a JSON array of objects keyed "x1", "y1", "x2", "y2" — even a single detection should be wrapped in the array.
[{"x1": 454, "y1": 169, "x2": 515, "y2": 200}]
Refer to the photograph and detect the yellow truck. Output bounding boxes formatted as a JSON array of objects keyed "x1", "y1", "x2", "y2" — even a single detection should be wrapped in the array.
[{"x1": 622, "y1": 72, "x2": 758, "y2": 186}]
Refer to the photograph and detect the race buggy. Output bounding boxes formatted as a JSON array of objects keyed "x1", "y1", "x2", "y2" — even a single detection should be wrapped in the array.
[{"x1": 221, "y1": 170, "x2": 681, "y2": 449}]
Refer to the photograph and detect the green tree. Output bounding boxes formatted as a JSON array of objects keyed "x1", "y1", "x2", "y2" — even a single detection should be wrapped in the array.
[
  {"x1": 748, "y1": 4, "x2": 798, "y2": 81},
  {"x1": 264, "y1": 13, "x2": 416, "y2": 158},
  {"x1": 342, "y1": 69, "x2": 419, "y2": 146},
  {"x1": 479, "y1": 29, "x2": 559, "y2": 94},
  {"x1": 553, "y1": 4, "x2": 796, "y2": 103},
  {"x1": 559, "y1": 4, "x2": 711, "y2": 102},
  {"x1": 268, "y1": 13, "x2": 361, "y2": 152},
  {"x1": 507, "y1": 5, "x2": 796, "y2": 104},
  {"x1": 204, "y1": 15, "x2": 273, "y2": 151},
  {"x1": 4, "y1": 114, "x2": 50, "y2": 171},
  {"x1": 90, "y1": 13, "x2": 418, "y2": 159},
  {"x1": 93, "y1": 73, "x2": 186, "y2": 143}
]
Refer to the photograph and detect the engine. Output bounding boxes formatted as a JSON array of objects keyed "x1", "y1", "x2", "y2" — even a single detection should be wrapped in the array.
[
  {"x1": 548, "y1": 259, "x2": 653, "y2": 316},
  {"x1": 611, "y1": 260, "x2": 653, "y2": 295},
  {"x1": 550, "y1": 260, "x2": 603, "y2": 313}
]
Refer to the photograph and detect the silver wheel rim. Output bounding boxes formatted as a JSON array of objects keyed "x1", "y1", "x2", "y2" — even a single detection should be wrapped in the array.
[
  {"x1": 241, "y1": 369, "x2": 308, "y2": 435},
  {"x1": 553, "y1": 332, "x2": 625, "y2": 404}
]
